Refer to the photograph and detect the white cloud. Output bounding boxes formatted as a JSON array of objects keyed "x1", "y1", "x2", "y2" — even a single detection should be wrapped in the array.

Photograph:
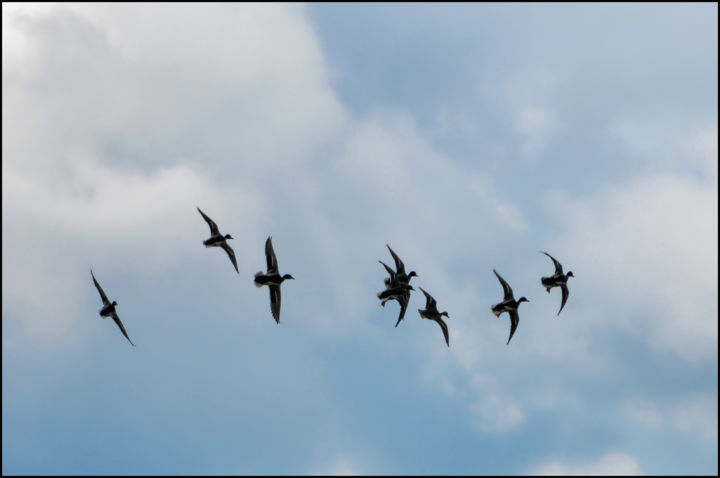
[
  {"x1": 6, "y1": 7, "x2": 712, "y2": 464},
  {"x1": 624, "y1": 396, "x2": 718, "y2": 441},
  {"x1": 2, "y1": 3, "x2": 531, "y2": 354},
  {"x1": 543, "y1": 172, "x2": 718, "y2": 362},
  {"x1": 469, "y1": 388, "x2": 525, "y2": 433},
  {"x1": 1, "y1": 159, "x2": 229, "y2": 342},
  {"x1": 683, "y1": 123, "x2": 718, "y2": 181},
  {"x1": 530, "y1": 451, "x2": 644, "y2": 476},
  {"x1": 3, "y1": 3, "x2": 337, "y2": 344},
  {"x1": 611, "y1": 118, "x2": 718, "y2": 181}
]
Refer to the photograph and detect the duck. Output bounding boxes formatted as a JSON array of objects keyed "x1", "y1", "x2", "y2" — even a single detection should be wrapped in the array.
[
  {"x1": 540, "y1": 251, "x2": 573, "y2": 316},
  {"x1": 491, "y1": 269, "x2": 529, "y2": 345},
  {"x1": 418, "y1": 287, "x2": 450, "y2": 347},
  {"x1": 90, "y1": 269, "x2": 135, "y2": 346},
  {"x1": 254, "y1": 236, "x2": 294, "y2": 324},
  {"x1": 197, "y1": 207, "x2": 239, "y2": 274},
  {"x1": 377, "y1": 283, "x2": 414, "y2": 327},
  {"x1": 386, "y1": 244, "x2": 418, "y2": 286}
]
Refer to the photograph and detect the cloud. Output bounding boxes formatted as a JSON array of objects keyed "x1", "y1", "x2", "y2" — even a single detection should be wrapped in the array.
[
  {"x1": 515, "y1": 106, "x2": 557, "y2": 159},
  {"x1": 530, "y1": 451, "x2": 644, "y2": 476},
  {"x1": 1, "y1": 3, "x2": 533, "y2": 354},
  {"x1": 1, "y1": 159, "x2": 225, "y2": 342},
  {"x1": 683, "y1": 123, "x2": 718, "y2": 181},
  {"x1": 468, "y1": 374, "x2": 525, "y2": 432},
  {"x1": 542, "y1": 170, "x2": 718, "y2": 362},
  {"x1": 3, "y1": 6, "x2": 716, "y2": 476},
  {"x1": 623, "y1": 395, "x2": 718, "y2": 442}
]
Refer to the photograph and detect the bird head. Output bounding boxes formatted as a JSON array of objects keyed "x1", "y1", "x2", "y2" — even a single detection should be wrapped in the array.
[
  {"x1": 112, "y1": 301, "x2": 118, "y2": 306},
  {"x1": 566, "y1": 271, "x2": 574, "y2": 278},
  {"x1": 408, "y1": 271, "x2": 418, "y2": 279},
  {"x1": 225, "y1": 234, "x2": 234, "y2": 240},
  {"x1": 518, "y1": 297, "x2": 529, "y2": 304},
  {"x1": 441, "y1": 311, "x2": 450, "y2": 318},
  {"x1": 283, "y1": 274, "x2": 295, "y2": 280}
]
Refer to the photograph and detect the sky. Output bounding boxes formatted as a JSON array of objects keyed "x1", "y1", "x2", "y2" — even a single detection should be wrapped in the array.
[{"x1": 2, "y1": 2, "x2": 717, "y2": 475}]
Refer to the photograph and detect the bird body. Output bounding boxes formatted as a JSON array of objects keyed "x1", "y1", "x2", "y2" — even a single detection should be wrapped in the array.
[
  {"x1": 490, "y1": 269, "x2": 528, "y2": 345},
  {"x1": 540, "y1": 251, "x2": 573, "y2": 315},
  {"x1": 417, "y1": 287, "x2": 450, "y2": 347},
  {"x1": 197, "y1": 207, "x2": 239, "y2": 274},
  {"x1": 254, "y1": 236, "x2": 294, "y2": 324},
  {"x1": 91, "y1": 269, "x2": 135, "y2": 346},
  {"x1": 377, "y1": 244, "x2": 418, "y2": 327}
]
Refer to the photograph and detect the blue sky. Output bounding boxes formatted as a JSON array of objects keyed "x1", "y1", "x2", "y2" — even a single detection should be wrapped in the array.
[{"x1": 2, "y1": 3, "x2": 717, "y2": 475}]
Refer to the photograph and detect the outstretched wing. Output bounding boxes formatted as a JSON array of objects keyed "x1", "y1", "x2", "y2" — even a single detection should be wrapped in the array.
[
  {"x1": 436, "y1": 317, "x2": 449, "y2": 347},
  {"x1": 197, "y1": 207, "x2": 220, "y2": 236},
  {"x1": 269, "y1": 284, "x2": 281, "y2": 324},
  {"x1": 379, "y1": 260, "x2": 396, "y2": 280},
  {"x1": 493, "y1": 269, "x2": 514, "y2": 301},
  {"x1": 111, "y1": 313, "x2": 135, "y2": 346},
  {"x1": 558, "y1": 284, "x2": 569, "y2": 316},
  {"x1": 221, "y1": 242, "x2": 239, "y2": 274},
  {"x1": 419, "y1": 286, "x2": 437, "y2": 311},
  {"x1": 507, "y1": 309, "x2": 519, "y2": 345},
  {"x1": 90, "y1": 269, "x2": 110, "y2": 307},
  {"x1": 540, "y1": 251, "x2": 564, "y2": 276},
  {"x1": 265, "y1": 236, "x2": 278, "y2": 273},
  {"x1": 386, "y1": 244, "x2": 406, "y2": 276}
]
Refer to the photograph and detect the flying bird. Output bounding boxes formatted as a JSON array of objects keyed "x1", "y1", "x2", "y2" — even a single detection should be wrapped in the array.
[
  {"x1": 418, "y1": 287, "x2": 450, "y2": 347},
  {"x1": 254, "y1": 236, "x2": 294, "y2": 324},
  {"x1": 197, "y1": 207, "x2": 239, "y2": 274},
  {"x1": 491, "y1": 269, "x2": 529, "y2": 345},
  {"x1": 376, "y1": 244, "x2": 418, "y2": 327},
  {"x1": 540, "y1": 251, "x2": 574, "y2": 316},
  {"x1": 90, "y1": 269, "x2": 135, "y2": 346}
]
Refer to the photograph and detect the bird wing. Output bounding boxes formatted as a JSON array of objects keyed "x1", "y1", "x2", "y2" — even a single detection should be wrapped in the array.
[
  {"x1": 221, "y1": 242, "x2": 239, "y2": 274},
  {"x1": 541, "y1": 251, "x2": 564, "y2": 276},
  {"x1": 265, "y1": 236, "x2": 278, "y2": 273},
  {"x1": 91, "y1": 269, "x2": 110, "y2": 307},
  {"x1": 379, "y1": 260, "x2": 396, "y2": 281},
  {"x1": 436, "y1": 317, "x2": 449, "y2": 347},
  {"x1": 493, "y1": 269, "x2": 514, "y2": 301},
  {"x1": 269, "y1": 284, "x2": 281, "y2": 324},
  {"x1": 419, "y1": 286, "x2": 437, "y2": 311},
  {"x1": 111, "y1": 313, "x2": 135, "y2": 346},
  {"x1": 558, "y1": 284, "x2": 569, "y2": 316},
  {"x1": 507, "y1": 309, "x2": 519, "y2": 345},
  {"x1": 197, "y1": 207, "x2": 220, "y2": 236},
  {"x1": 394, "y1": 289, "x2": 411, "y2": 327},
  {"x1": 386, "y1": 244, "x2": 406, "y2": 276}
]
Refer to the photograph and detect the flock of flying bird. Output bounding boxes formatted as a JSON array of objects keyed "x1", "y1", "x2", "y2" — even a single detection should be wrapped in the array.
[{"x1": 90, "y1": 207, "x2": 574, "y2": 347}]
